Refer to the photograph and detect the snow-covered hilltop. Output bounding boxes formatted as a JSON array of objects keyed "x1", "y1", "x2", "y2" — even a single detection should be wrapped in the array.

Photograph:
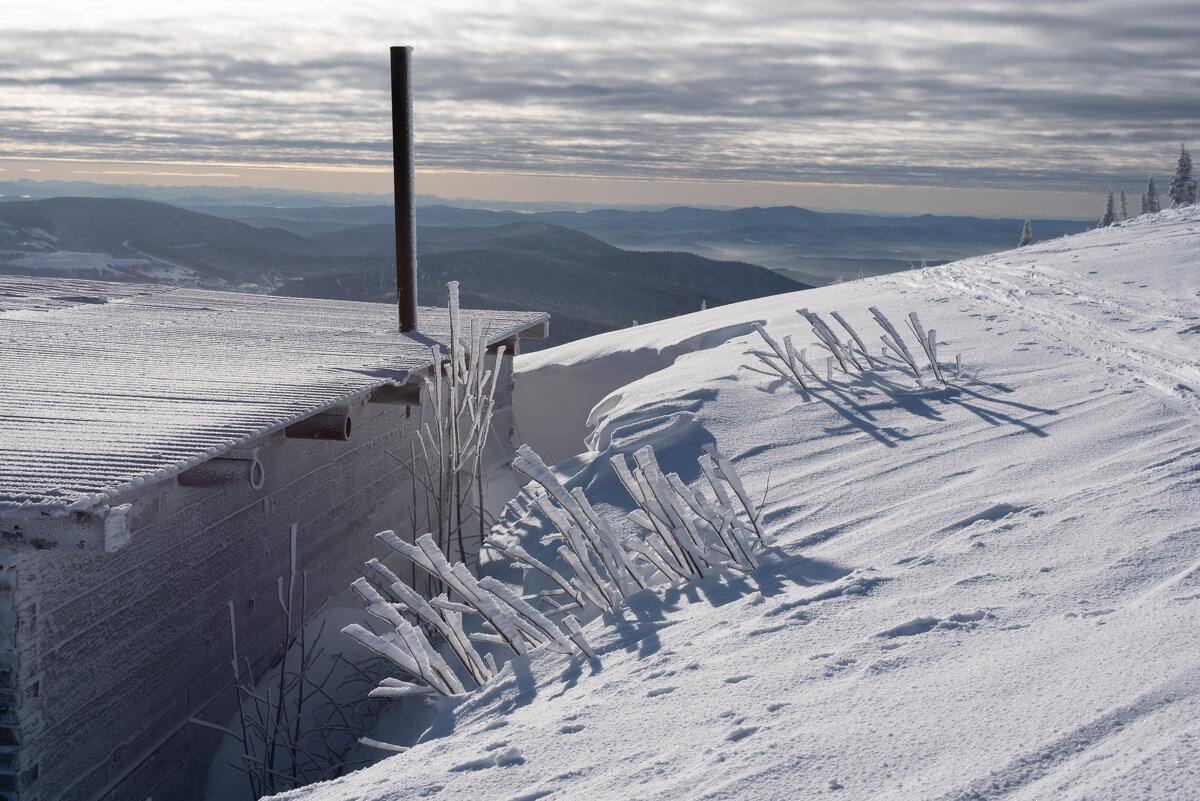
[{"x1": 276, "y1": 207, "x2": 1200, "y2": 801}]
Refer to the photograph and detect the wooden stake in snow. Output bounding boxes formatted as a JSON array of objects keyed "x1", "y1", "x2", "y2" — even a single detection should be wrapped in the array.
[
  {"x1": 870, "y1": 306, "x2": 924, "y2": 386},
  {"x1": 905, "y1": 311, "x2": 947, "y2": 386},
  {"x1": 347, "y1": 529, "x2": 591, "y2": 700}
]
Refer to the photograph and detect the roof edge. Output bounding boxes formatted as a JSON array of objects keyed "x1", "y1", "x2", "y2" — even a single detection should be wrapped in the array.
[{"x1": 0, "y1": 311, "x2": 548, "y2": 519}]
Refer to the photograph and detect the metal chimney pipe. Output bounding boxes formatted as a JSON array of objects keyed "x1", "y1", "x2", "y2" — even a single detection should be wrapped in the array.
[{"x1": 391, "y1": 45, "x2": 418, "y2": 332}]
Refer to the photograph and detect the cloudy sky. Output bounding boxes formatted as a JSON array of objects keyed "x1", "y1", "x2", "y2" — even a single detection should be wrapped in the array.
[{"x1": 1, "y1": 0, "x2": 1197, "y2": 215}]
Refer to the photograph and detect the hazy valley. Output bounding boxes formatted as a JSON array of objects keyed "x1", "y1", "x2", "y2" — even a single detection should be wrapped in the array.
[
  {"x1": 0, "y1": 196, "x2": 803, "y2": 348},
  {"x1": 0, "y1": 187, "x2": 1093, "y2": 348}
]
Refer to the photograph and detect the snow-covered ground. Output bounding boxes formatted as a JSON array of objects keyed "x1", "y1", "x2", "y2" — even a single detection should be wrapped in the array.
[{"x1": 273, "y1": 207, "x2": 1200, "y2": 801}]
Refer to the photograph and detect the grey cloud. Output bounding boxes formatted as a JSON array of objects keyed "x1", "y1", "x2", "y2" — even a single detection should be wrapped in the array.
[
  {"x1": 4, "y1": 74, "x2": 185, "y2": 87},
  {"x1": 3, "y1": 0, "x2": 1199, "y2": 193}
]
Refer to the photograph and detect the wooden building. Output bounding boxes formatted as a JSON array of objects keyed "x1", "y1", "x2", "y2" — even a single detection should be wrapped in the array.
[{"x1": 0, "y1": 275, "x2": 547, "y2": 800}]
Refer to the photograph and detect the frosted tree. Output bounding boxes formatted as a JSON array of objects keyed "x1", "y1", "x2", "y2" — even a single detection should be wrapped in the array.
[
  {"x1": 1019, "y1": 219, "x2": 1033, "y2": 246},
  {"x1": 1119, "y1": 189, "x2": 1128, "y2": 221},
  {"x1": 1143, "y1": 177, "x2": 1160, "y2": 214},
  {"x1": 1098, "y1": 189, "x2": 1116, "y2": 228},
  {"x1": 1168, "y1": 144, "x2": 1197, "y2": 206}
]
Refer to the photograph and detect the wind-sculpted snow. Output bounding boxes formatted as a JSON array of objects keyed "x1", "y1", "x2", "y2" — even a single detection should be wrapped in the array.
[
  {"x1": 514, "y1": 321, "x2": 762, "y2": 463},
  {"x1": 271, "y1": 207, "x2": 1200, "y2": 801}
]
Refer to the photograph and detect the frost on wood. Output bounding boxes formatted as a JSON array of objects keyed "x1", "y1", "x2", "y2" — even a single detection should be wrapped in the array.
[
  {"x1": 830, "y1": 310, "x2": 877, "y2": 369},
  {"x1": 395, "y1": 281, "x2": 506, "y2": 585},
  {"x1": 345, "y1": 282, "x2": 605, "y2": 707},
  {"x1": 799, "y1": 308, "x2": 864, "y2": 374},
  {"x1": 345, "y1": 531, "x2": 589, "y2": 701},
  {"x1": 870, "y1": 306, "x2": 925, "y2": 386},
  {"x1": 746, "y1": 305, "x2": 954, "y2": 393},
  {"x1": 504, "y1": 445, "x2": 650, "y2": 607},
  {"x1": 501, "y1": 443, "x2": 768, "y2": 619},
  {"x1": 905, "y1": 311, "x2": 947, "y2": 386},
  {"x1": 344, "y1": 304, "x2": 771, "y2": 739},
  {"x1": 745, "y1": 322, "x2": 809, "y2": 392}
]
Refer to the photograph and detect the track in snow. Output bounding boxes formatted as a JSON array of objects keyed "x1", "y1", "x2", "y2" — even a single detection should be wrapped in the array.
[{"x1": 905, "y1": 245, "x2": 1200, "y2": 417}]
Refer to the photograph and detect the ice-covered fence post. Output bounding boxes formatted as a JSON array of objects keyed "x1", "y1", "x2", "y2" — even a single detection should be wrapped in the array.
[
  {"x1": 744, "y1": 323, "x2": 812, "y2": 394},
  {"x1": 830, "y1": 311, "x2": 876, "y2": 369},
  {"x1": 799, "y1": 308, "x2": 861, "y2": 373},
  {"x1": 701, "y1": 445, "x2": 767, "y2": 547},
  {"x1": 870, "y1": 306, "x2": 924, "y2": 386},
  {"x1": 392, "y1": 45, "x2": 418, "y2": 332},
  {"x1": 905, "y1": 312, "x2": 947, "y2": 386}
]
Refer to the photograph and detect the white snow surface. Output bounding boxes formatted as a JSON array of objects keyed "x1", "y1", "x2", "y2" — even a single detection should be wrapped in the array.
[{"x1": 273, "y1": 208, "x2": 1200, "y2": 801}]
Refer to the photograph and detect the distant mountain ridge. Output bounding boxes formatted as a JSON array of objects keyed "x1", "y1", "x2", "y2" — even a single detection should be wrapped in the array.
[
  {"x1": 0, "y1": 178, "x2": 728, "y2": 213},
  {"x1": 3, "y1": 180, "x2": 1093, "y2": 285},
  {"x1": 0, "y1": 197, "x2": 807, "y2": 348},
  {"x1": 285, "y1": 219, "x2": 802, "y2": 344},
  {"x1": 0, "y1": 197, "x2": 347, "y2": 287},
  {"x1": 410, "y1": 204, "x2": 1093, "y2": 285},
  {"x1": 177, "y1": 198, "x2": 1090, "y2": 286}
]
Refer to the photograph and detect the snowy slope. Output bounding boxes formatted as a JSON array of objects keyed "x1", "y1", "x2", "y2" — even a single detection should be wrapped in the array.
[{"x1": 274, "y1": 207, "x2": 1200, "y2": 801}]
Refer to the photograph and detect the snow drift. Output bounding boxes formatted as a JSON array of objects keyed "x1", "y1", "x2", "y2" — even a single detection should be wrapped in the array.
[{"x1": 273, "y1": 207, "x2": 1200, "y2": 801}]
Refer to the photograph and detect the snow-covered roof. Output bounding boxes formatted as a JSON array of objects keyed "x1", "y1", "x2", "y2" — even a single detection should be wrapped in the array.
[{"x1": 0, "y1": 276, "x2": 547, "y2": 516}]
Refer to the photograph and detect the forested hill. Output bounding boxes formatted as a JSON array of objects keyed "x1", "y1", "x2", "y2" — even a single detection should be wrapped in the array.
[
  {"x1": 287, "y1": 220, "x2": 803, "y2": 346},
  {"x1": 413, "y1": 203, "x2": 1092, "y2": 285},
  {"x1": 0, "y1": 197, "x2": 808, "y2": 349}
]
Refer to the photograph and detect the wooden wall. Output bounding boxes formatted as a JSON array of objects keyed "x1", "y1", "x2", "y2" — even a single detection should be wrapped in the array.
[{"x1": 1, "y1": 354, "x2": 515, "y2": 801}]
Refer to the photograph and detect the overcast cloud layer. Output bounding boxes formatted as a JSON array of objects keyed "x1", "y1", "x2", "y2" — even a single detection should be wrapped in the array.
[{"x1": 2, "y1": 0, "x2": 1198, "y2": 193}]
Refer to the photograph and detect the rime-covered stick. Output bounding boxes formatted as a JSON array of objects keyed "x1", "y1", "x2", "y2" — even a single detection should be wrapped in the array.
[
  {"x1": 906, "y1": 311, "x2": 947, "y2": 385},
  {"x1": 831, "y1": 310, "x2": 877, "y2": 368},
  {"x1": 871, "y1": 306, "x2": 924, "y2": 385},
  {"x1": 491, "y1": 540, "x2": 587, "y2": 611}
]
